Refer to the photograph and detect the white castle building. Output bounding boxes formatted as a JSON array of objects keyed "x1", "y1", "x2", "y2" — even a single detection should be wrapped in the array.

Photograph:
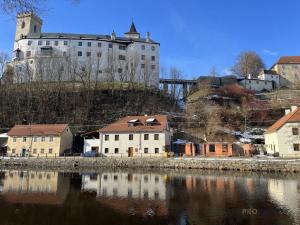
[{"x1": 10, "y1": 12, "x2": 160, "y2": 86}]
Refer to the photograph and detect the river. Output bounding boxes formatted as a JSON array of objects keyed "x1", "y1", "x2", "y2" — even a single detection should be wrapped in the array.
[{"x1": 0, "y1": 169, "x2": 299, "y2": 225}]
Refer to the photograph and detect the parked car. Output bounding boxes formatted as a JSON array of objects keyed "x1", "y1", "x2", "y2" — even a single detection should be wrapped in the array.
[{"x1": 83, "y1": 151, "x2": 98, "y2": 157}]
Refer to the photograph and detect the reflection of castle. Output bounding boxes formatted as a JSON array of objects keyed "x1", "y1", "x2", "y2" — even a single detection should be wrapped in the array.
[
  {"x1": 82, "y1": 172, "x2": 169, "y2": 216},
  {"x1": 1, "y1": 170, "x2": 70, "y2": 205}
]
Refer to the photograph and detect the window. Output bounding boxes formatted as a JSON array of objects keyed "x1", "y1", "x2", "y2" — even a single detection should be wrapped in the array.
[
  {"x1": 144, "y1": 148, "x2": 149, "y2": 153},
  {"x1": 105, "y1": 148, "x2": 109, "y2": 153},
  {"x1": 103, "y1": 175, "x2": 108, "y2": 180},
  {"x1": 292, "y1": 128, "x2": 299, "y2": 135},
  {"x1": 293, "y1": 144, "x2": 300, "y2": 151},
  {"x1": 109, "y1": 43, "x2": 113, "y2": 48},
  {"x1": 128, "y1": 188, "x2": 132, "y2": 198},
  {"x1": 144, "y1": 134, "x2": 149, "y2": 140},
  {"x1": 78, "y1": 51, "x2": 82, "y2": 56},
  {"x1": 141, "y1": 55, "x2": 145, "y2": 60},
  {"x1": 33, "y1": 136, "x2": 38, "y2": 142},
  {"x1": 87, "y1": 42, "x2": 91, "y2": 47},
  {"x1": 155, "y1": 176, "x2": 159, "y2": 183},
  {"x1": 141, "y1": 64, "x2": 145, "y2": 69},
  {"x1": 105, "y1": 135, "x2": 109, "y2": 141},
  {"x1": 49, "y1": 136, "x2": 54, "y2": 142},
  {"x1": 151, "y1": 65, "x2": 156, "y2": 70},
  {"x1": 114, "y1": 148, "x2": 119, "y2": 154},
  {"x1": 13, "y1": 137, "x2": 17, "y2": 142},
  {"x1": 33, "y1": 149, "x2": 37, "y2": 154},
  {"x1": 78, "y1": 42, "x2": 82, "y2": 46},
  {"x1": 98, "y1": 42, "x2": 101, "y2": 47},
  {"x1": 154, "y1": 134, "x2": 159, "y2": 140},
  {"x1": 144, "y1": 176, "x2": 148, "y2": 182},
  {"x1": 155, "y1": 148, "x2": 159, "y2": 154},
  {"x1": 46, "y1": 41, "x2": 50, "y2": 46},
  {"x1": 151, "y1": 56, "x2": 155, "y2": 61},
  {"x1": 28, "y1": 40, "x2": 32, "y2": 46},
  {"x1": 12, "y1": 149, "x2": 16, "y2": 154},
  {"x1": 54, "y1": 41, "x2": 58, "y2": 46},
  {"x1": 81, "y1": 67, "x2": 86, "y2": 72},
  {"x1": 141, "y1": 45, "x2": 145, "y2": 50},
  {"x1": 64, "y1": 41, "x2": 68, "y2": 46},
  {"x1": 38, "y1": 40, "x2": 43, "y2": 46},
  {"x1": 209, "y1": 144, "x2": 215, "y2": 152},
  {"x1": 23, "y1": 137, "x2": 27, "y2": 142},
  {"x1": 129, "y1": 134, "x2": 133, "y2": 140},
  {"x1": 115, "y1": 135, "x2": 119, "y2": 141},
  {"x1": 119, "y1": 55, "x2": 126, "y2": 60},
  {"x1": 34, "y1": 25, "x2": 37, "y2": 33},
  {"x1": 41, "y1": 47, "x2": 52, "y2": 56},
  {"x1": 26, "y1": 51, "x2": 31, "y2": 57},
  {"x1": 63, "y1": 52, "x2": 67, "y2": 57},
  {"x1": 41, "y1": 136, "x2": 45, "y2": 142},
  {"x1": 151, "y1": 46, "x2": 155, "y2": 51},
  {"x1": 40, "y1": 148, "x2": 45, "y2": 154},
  {"x1": 119, "y1": 45, "x2": 126, "y2": 50},
  {"x1": 155, "y1": 191, "x2": 159, "y2": 200},
  {"x1": 21, "y1": 21, "x2": 25, "y2": 29},
  {"x1": 222, "y1": 144, "x2": 228, "y2": 152},
  {"x1": 48, "y1": 148, "x2": 53, "y2": 154},
  {"x1": 118, "y1": 68, "x2": 122, "y2": 73},
  {"x1": 97, "y1": 52, "x2": 101, "y2": 57},
  {"x1": 86, "y1": 52, "x2": 91, "y2": 57}
]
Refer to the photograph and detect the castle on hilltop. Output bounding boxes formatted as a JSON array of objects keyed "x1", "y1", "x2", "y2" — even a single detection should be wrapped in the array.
[{"x1": 10, "y1": 12, "x2": 160, "y2": 86}]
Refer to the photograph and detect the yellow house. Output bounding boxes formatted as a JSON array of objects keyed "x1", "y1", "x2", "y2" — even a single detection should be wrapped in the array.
[{"x1": 7, "y1": 124, "x2": 73, "y2": 157}]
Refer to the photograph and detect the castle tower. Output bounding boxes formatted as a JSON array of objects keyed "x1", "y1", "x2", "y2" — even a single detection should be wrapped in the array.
[
  {"x1": 124, "y1": 22, "x2": 140, "y2": 39},
  {"x1": 15, "y1": 12, "x2": 42, "y2": 41}
]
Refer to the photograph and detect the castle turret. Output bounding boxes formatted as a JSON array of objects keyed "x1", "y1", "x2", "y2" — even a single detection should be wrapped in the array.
[
  {"x1": 124, "y1": 22, "x2": 140, "y2": 39},
  {"x1": 15, "y1": 12, "x2": 42, "y2": 41}
]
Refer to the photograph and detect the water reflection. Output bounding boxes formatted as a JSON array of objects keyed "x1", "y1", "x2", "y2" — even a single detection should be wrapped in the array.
[{"x1": 0, "y1": 169, "x2": 298, "y2": 225}]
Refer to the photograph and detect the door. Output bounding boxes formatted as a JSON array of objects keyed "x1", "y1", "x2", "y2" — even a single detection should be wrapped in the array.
[
  {"x1": 128, "y1": 147, "x2": 134, "y2": 157},
  {"x1": 22, "y1": 148, "x2": 26, "y2": 157}
]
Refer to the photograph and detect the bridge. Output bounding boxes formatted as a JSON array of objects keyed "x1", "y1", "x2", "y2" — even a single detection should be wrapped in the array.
[{"x1": 159, "y1": 79, "x2": 197, "y2": 98}]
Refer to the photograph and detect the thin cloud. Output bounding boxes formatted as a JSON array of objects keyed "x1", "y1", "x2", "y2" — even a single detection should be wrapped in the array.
[{"x1": 262, "y1": 49, "x2": 278, "y2": 56}]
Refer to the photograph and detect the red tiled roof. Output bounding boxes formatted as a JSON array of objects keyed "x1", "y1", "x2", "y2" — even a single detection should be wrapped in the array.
[
  {"x1": 266, "y1": 107, "x2": 300, "y2": 133},
  {"x1": 276, "y1": 56, "x2": 300, "y2": 64},
  {"x1": 7, "y1": 124, "x2": 69, "y2": 136},
  {"x1": 99, "y1": 115, "x2": 168, "y2": 133}
]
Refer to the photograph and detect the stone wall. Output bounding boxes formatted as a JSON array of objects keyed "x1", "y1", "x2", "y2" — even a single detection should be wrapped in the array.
[{"x1": 1, "y1": 157, "x2": 300, "y2": 173}]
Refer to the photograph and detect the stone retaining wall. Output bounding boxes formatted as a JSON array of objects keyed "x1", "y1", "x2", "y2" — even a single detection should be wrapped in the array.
[{"x1": 1, "y1": 157, "x2": 300, "y2": 173}]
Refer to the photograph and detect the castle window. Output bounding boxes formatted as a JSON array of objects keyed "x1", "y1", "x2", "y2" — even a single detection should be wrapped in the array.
[
  {"x1": 118, "y1": 68, "x2": 122, "y2": 73},
  {"x1": 141, "y1": 64, "x2": 145, "y2": 69},
  {"x1": 78, "y1": 51, "x2": 82, "y2": 56},
  {"x1": 109, "y1": 43, "x2": 113, "y2": 48},
  {"x1": 151, "y1": 65, "x2": 156, "y2": 70},
  {"x1": 151, "y1": 46, "x2": 156, "y2": 51},
  {"x1": 98, "y1": 42, "x2": 101, "y2": 47},
  {"x1": 119, "y1": 45, "x2": 126, "y2": 50},
  {"x1": 119, "y1": 55, "x2": 125, "y2": 60},
  {"x1": 141, "y1": 55, "x2": 145, "y2": 60},
  {"x1": 54, "y1": 41, "x2": 59, "y2": 46},
  {"x1": 26, "y1": 51, "x2": 31, "y2": 57},
  {"x1": 87, "y1": 42, "x2": 91, "y2": 47},
  {"x1": 141, "y1": 45, "x2": 145, "y2": 50},
  {"x1": 28, "y1": 40, "x2": 32, "y2": 46},
  {"x1": 78, "y1": 42, "x2": 82, "y2": 46},
  {"x1": 46, "y1": 41, "x2": 50, "y2": 46},
  {"x1": 64, "y1": 41, "x2": 68, "y2": 46},
  {"x1": 38, "y1": 40, "x2": 42, "y2": 46},
  {"x1": 21, "y1": 21, "x2": 25, "y2": 29},
  {"x1": 151, "y1": 56, "x2": 155, "y2": 61},
  {"x1": 97, "y1": 52, "x2": 101, "y2": 57},
  {"x1": 34, "y1": 25, "x2": 37, "y2": 33},
  {"x1": 86, "y1": 52, "x2": 91, "y2": 57}
]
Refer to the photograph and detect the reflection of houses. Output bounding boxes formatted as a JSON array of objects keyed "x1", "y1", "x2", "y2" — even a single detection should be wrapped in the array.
[
  {"x1": 83, "y1": 115, "x2": 172, "y2": 157},
  {"x1": 7, "y1": 124, "x2": 73, "y2": 157},
  {"x1": 82, "y1": 172, "x2": 169, "y2": 216},
  {"x1": 1, "y1": 170, "x2": 70, "y2": 205},
  {"x1": 0, "y1": 133, "x2": 8, "y2": 155},
  {"x1": 265, "y1": 106, "x2": 300, "y2": 157}
]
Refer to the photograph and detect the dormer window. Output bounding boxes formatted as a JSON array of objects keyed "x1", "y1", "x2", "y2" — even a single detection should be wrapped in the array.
[
  {"x1": 145, "y1": 118, "x2": 158, "y2": 126},
  {"x1": 128, "y1": 119, "x2": 140, "y2": 127}
]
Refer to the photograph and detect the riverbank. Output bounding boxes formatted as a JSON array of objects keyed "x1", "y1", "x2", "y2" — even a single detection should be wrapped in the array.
[{"x1": 1, "y1": 157, "x2": 300, "y2": 173}]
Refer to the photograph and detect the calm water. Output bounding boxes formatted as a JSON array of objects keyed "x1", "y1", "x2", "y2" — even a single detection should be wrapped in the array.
[{"x1": 0, "y1": 169, "x2": 299, "y2": 225}]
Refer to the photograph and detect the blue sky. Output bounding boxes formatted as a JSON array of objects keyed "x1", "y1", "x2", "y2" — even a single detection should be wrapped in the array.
[{"x1": 1, "y1": 0, "x2": 300, "y2": 78}]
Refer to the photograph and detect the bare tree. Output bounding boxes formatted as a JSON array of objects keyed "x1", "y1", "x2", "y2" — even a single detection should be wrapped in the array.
[
  {"x1": 231, "y1": 51, "x2": 265, "y2": 78},
  {"x1": 0, "y1": 52, "x2": 9, "y2": 81}
]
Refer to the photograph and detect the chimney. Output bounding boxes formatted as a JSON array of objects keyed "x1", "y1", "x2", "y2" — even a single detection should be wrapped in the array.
[
  {"x1": 111, "y1": 30, "x2": 116, "y2": 40},
  {"x1": 146, "y1": 32, "x2": 150, "y2": 42},
  {"x1": 291, "y1": 105, "x2": 298, "y2": 112}
]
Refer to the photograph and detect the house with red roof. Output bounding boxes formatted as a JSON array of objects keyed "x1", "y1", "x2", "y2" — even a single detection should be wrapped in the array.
[
  {"x1": 83, "y1": 115, "x2": 172, "y2": 157},
  {"x1": 7, "y1": 124, "x2": 73, "y2": 157},
  {"x1": 264, "y1": 106, "x2": 300, "y2": 157}
]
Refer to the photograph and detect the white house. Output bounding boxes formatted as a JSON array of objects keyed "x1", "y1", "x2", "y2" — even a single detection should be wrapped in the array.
[
  {"x1": 258, "y1": 70, "x2": 280, "y2": 89},
  {"x1": 264, "y1": 106, "x2": 300, "y2": 157},
  {"x1": 83, "y1": 115, "x2": 172, "y2": 157},
  {"x1": 238, "y1": 74, "x2": 274, "y2": 92},
  {"x1": 10, "y1": 12, "x2": 160, "y2": 86}
]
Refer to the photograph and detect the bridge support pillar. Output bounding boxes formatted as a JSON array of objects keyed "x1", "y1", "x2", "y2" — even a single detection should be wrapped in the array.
[
  {"x1": 183, "y1": 83, "x2": 188, "y2": 98},
  {"x1": 163, "y1": 83, "x2": 168, "y2": 93}
]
